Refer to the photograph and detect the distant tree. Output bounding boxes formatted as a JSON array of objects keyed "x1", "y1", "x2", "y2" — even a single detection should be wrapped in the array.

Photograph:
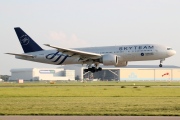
[
  {"x1": 75, "y1": 75, "x2": 80, "y2": 80},
  {"x1": 0, "y1": 75, "x2": 10, "y2": 81}
]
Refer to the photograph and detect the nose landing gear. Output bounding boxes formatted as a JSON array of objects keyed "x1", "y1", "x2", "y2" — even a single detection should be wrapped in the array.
[{"x1": 159, "y1": 59, "x2": 165, "y2": 67}]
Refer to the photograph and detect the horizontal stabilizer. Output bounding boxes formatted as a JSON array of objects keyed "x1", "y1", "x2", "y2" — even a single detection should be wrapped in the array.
[{"x1": 5, "y1": 53, "x2": 35, "y2": 58}]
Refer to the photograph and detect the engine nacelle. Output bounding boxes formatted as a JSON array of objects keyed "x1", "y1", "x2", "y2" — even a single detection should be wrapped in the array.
[
  {"x1": 100, "y1": 54, "x2": 118, "y2": 66},
  {"x1": 115, "y1": 61, "x2": 128, "y2": 67}
]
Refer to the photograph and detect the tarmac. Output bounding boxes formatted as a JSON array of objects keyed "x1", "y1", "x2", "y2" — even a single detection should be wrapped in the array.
[{"x1": 0, "y1": 116, "x2": 180, "y2": 120}]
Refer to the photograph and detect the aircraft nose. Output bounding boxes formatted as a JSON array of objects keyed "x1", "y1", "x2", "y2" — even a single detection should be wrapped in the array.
[
  {"x1": 167, "y1": 50, "x2": 176, "y2": 56},
  {"x1": 173, "y1": 50, "x2": 176, "y2": 55}
]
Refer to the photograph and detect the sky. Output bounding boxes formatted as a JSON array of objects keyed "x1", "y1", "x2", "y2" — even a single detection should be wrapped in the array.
[{"x1": 1, "y1": 0, "x2": 180, "y2": 75}]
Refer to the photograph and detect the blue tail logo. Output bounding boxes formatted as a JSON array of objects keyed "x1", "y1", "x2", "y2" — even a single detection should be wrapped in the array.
[
  {"x1": 20, "y1": 35, "x2": 29, "y2": 45},
  {"x1": 14, "y1": 27, "x2": 43, "y2": 53}
]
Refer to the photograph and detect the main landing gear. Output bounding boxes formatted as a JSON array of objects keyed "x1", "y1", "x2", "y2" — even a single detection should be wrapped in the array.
[
  {"x1": 159, "y1": 59, "x2": 165, "y2": 67},
  {"x1": 84, "y1": 67, "x2": 102, "y2": 73},
  {"x1": 84, "y1": 64, "x2": 102, "y2": 73}
]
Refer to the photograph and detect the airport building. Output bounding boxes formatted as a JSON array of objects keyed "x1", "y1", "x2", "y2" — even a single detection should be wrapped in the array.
[
  {"x1": 9, "y1": 68, "x2": 75, "y2": 81},
  {"x1": 9, "y1": 65, "x2": 180, "y2": 81},
  {"x1": 64, "y1": 65, "x2": 180, "y2": 81}
]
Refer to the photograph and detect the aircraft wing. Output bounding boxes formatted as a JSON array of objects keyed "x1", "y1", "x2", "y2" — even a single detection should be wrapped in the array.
[
  {"x1": 5, "y1": 53, "x2": 35, "y2": 58},
  {"x1": 44, "y1": 44, "x2": 101, "y2": 60}
]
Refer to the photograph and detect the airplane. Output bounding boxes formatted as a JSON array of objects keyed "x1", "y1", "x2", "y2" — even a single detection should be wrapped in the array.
[{"x1": 6, "y1": 27, "x2": 176, "y2": 73}]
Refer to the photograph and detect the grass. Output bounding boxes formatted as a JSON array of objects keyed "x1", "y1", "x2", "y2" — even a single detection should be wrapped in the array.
[
  {"x1": 0, "y1": 81, "x2": 180, "y2": 115},
  {"x1": 1, "y1": 81, "x2": 180, "y2": 87},
  {"x1": 0, "y1": 97, "x2": 180, "y2": 116},
  {"x1": 0, "y1": 86, "x2": 180, "y2": 97}
]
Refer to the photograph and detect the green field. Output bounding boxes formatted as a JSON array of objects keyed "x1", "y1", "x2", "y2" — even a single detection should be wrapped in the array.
[{"x1": 0, "y1": 81, "x2": 180, "y2": 116}]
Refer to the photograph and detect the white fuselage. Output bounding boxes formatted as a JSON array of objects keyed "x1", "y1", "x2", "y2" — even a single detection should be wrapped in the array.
[{"x1": 15, "y1": 44, "x2": 176, "y2": 66}]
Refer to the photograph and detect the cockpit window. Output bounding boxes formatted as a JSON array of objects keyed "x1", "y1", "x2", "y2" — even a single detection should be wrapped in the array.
[{"x1": 167, "y1": 48, "x2": 173, "y2": 50}]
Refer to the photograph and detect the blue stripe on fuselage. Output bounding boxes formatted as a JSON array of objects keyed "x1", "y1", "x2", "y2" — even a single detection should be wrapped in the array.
[
  {"x1": 57, "y1": 55, "x2": 69, "y2": 65},
  {"x1": 53, "y1": 54, "x2": 63, "y2": 62},
  {"x1": 46, "y1": 51, "x2": 59, "y2": 59}
]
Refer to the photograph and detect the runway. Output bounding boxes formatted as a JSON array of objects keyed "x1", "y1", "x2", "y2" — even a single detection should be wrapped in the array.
[{"x1": 0, "y1": 116, "x2": 180, "y2": 120}]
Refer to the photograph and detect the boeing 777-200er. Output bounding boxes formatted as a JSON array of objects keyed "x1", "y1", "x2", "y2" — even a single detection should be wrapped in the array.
[{"x1": 6, "y1": 27, "x2": 176, "y2": 73}]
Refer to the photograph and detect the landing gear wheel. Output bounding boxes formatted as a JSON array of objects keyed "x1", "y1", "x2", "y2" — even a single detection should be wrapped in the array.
[
  {"x1": 159, "y1": 64, "x2": 162, "y2": 67},
  {"x1": 84, "y1": 69, "x2": 89, "y2": 72},
  {"x1": 91, "y1": 67, "x2": 96, "y2": 73},
  {"x1": 98, "y1": 67, "x2": 102, "y2": 71}
]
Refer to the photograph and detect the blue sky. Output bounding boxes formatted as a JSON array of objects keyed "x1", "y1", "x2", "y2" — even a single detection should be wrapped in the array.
[{"x1": 1, "y1": 0, "x2": 180, "y2": 75}]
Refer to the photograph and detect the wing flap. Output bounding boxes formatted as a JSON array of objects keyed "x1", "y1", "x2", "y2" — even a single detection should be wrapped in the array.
[
  {"x1": 44, "y1": 44, "x2": 101, "y2": 59},
  {"x1": 6, "y1": 53, "x2": 35, "y2": 58}
]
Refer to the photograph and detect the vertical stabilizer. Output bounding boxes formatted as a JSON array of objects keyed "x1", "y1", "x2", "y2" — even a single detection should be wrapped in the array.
[{"x1": 14, "y1": 27, "x2": 43, "y2": 53}]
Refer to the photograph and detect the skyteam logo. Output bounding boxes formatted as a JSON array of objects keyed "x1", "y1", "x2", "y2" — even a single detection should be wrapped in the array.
[
  {"x1": 46, "y1": 51, "x2": 70, "y2": 65},
  {"x1": 20, "y1": 35, "x2": 29, "y2": 45}
]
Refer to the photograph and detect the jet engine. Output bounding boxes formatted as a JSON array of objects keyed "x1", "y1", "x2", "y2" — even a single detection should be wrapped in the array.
[{"x1": 100, "y1": 54, "x2": 118, "y2": 66}]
